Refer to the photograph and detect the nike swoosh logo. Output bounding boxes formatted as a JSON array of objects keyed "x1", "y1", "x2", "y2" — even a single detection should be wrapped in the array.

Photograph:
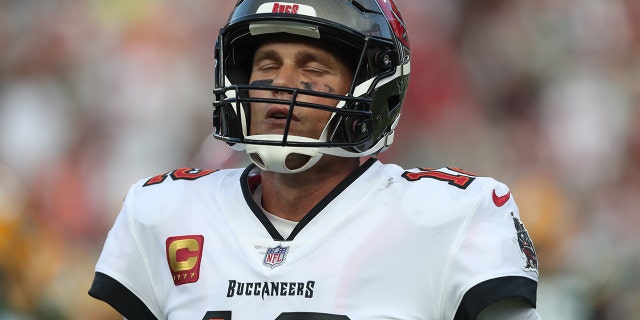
[{"x1": 492, "y1": 189, "x2": 511, "y2": 207}]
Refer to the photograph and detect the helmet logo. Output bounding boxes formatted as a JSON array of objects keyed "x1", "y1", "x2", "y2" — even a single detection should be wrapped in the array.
[
  {"x1": 376, "y1": 0, "x2": 410, "y2": 48},
  {"x1": 257, "y1": 2, "x2": 318, "y2": 17},
  {"x1": 272, "y1": 2, "x2": 298, "y2": 14}
]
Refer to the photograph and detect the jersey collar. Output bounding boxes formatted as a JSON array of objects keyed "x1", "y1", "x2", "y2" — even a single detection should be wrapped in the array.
[{"x1": 240, "y1": 157, "x2": 378, "y2": 241}]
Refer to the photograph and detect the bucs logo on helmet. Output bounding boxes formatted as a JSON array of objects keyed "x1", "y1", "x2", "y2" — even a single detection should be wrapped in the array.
[{"x1": 376, "y1": 0, "x2": 409, "y2": 49}]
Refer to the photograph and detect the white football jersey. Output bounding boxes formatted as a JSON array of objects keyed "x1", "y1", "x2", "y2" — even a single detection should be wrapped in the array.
[{"x1": 90, "y1": 158, "x2": 538, "y2": 320}]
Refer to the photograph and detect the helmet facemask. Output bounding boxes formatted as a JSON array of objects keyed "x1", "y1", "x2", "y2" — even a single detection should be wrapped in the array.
[{"x1": 214, "y1": 66, "x2": 374, "y2": 173}]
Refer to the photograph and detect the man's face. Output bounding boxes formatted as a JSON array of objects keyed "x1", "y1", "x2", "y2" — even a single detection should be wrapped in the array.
[{"x1": 248, "y1": 39, "x2": 354, "y2": 140}]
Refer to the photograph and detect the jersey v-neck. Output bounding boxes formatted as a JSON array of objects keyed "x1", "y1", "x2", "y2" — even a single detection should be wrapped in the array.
[
  {"x1": 240, "y1": 157, "x2": 378, "y2": 241},
  {"x1": 251, "y1": 184, "x2": 298, "y2": 239}
]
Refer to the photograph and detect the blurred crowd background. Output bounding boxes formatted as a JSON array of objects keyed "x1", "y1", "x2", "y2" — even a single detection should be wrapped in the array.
[{"x1": 0, "y1": 0, "x2": 638, "y2": 319}]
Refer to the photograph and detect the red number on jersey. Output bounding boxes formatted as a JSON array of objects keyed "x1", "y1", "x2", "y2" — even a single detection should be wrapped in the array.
[
  {"x1": 401, "y1": 167, "x2": 475, "y2": 189},
  {"x1": 143, "y1": 168, "x2": 217, "y2": 187}
]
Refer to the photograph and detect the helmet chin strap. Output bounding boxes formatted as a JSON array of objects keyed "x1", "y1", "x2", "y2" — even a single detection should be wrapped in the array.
[
  {"x1": 245, "y1": 135, "x2": 324, "y2": 174},
  {"x1": 243, "y1": 114, "x2": 336, "y2": 174},
  {"x1": 238, "y1": 96, "x2": 402, "y2": 173},
  {"x1": 240, "y1": 114, "x2": 401, "y2": 173}
]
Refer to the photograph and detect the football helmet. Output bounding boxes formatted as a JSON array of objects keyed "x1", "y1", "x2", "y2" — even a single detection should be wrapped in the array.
[{"x1": 213, "y1": 0, "x2": 410, "y2": 173}]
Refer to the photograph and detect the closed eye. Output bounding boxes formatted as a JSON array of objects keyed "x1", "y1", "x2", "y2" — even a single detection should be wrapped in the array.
[
  {"x1": 256, "y1": 63, "x2": 279, "y2": 72},
  {"x1": 303, "y1": 67, "x2": 327, "y2": 76}
]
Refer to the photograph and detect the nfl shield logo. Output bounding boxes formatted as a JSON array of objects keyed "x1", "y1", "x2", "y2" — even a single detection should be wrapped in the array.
[{"x1": 263, "y1": 244, "x2": 289, "y2": 268}]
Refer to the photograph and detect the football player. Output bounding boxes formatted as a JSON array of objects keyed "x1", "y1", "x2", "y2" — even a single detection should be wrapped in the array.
[{"x1": 89, "y1": 0, "x2": 541, "y2": 319}]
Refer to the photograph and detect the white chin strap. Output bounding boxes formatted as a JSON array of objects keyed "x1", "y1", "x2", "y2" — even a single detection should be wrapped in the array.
[
  {"x1": 241, "y1": 124, "x2": 397, "y2": 174},
  {"x1": 244, "y1": 135, "x2": 324, "y2": 174},
  {"x1": 238, "y1": 116, "x2": 400, "y2": 174}
]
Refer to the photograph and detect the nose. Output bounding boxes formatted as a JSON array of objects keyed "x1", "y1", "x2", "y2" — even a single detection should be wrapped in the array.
[{"x1": 270, "y1": 63, "x2": 298, "y2": 97}]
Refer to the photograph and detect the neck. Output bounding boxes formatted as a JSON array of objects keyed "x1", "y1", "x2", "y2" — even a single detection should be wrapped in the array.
[{"x1": 259, "y1": 155, "x2": 359, "y2": 222}]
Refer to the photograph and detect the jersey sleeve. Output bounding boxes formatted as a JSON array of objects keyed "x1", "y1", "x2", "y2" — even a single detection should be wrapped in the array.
[
  {"x1": 448, "y1": 179, "x2": 539, "y2": 319},
  {"x1": 476, "y1": 297, "x2": 541, "y2": 320},
  {"x1": 88, "y1": 182, "x2": 161, "y2": 320}
]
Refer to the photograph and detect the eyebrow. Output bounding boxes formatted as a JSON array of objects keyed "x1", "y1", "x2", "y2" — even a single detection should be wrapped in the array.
[
  {"x1": 295, "y1": 50, "x2": 332, "y2": 67},
  {"x1": 253, "y1": 47, "x2": 334, "y2": 68},
  {"x1": 253, "y1": 49, "x2": 280, "y2": 66}
]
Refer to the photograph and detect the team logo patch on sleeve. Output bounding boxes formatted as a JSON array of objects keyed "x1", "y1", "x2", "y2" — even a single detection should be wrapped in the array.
[
  {"x1": 511, "y1": 213, "x2": 538, "y2": 272},
  {"x1": 166, "y1": 235, "x2": 205, "y2": 285},
  {"x1": 263, "y1": 244, "x2": 289, "y2": 268}
]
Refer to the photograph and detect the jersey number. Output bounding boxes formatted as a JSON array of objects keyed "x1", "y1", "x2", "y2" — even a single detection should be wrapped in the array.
[
  {"x1": 401, "y1": 167, "x2": 475, "y2": 189},
  {"x1": 143, "y1": 168, "x2": 217, "y2": 187},
  {"x1": 203, "y1": 311, "x2": 349, "y2": 320}
]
